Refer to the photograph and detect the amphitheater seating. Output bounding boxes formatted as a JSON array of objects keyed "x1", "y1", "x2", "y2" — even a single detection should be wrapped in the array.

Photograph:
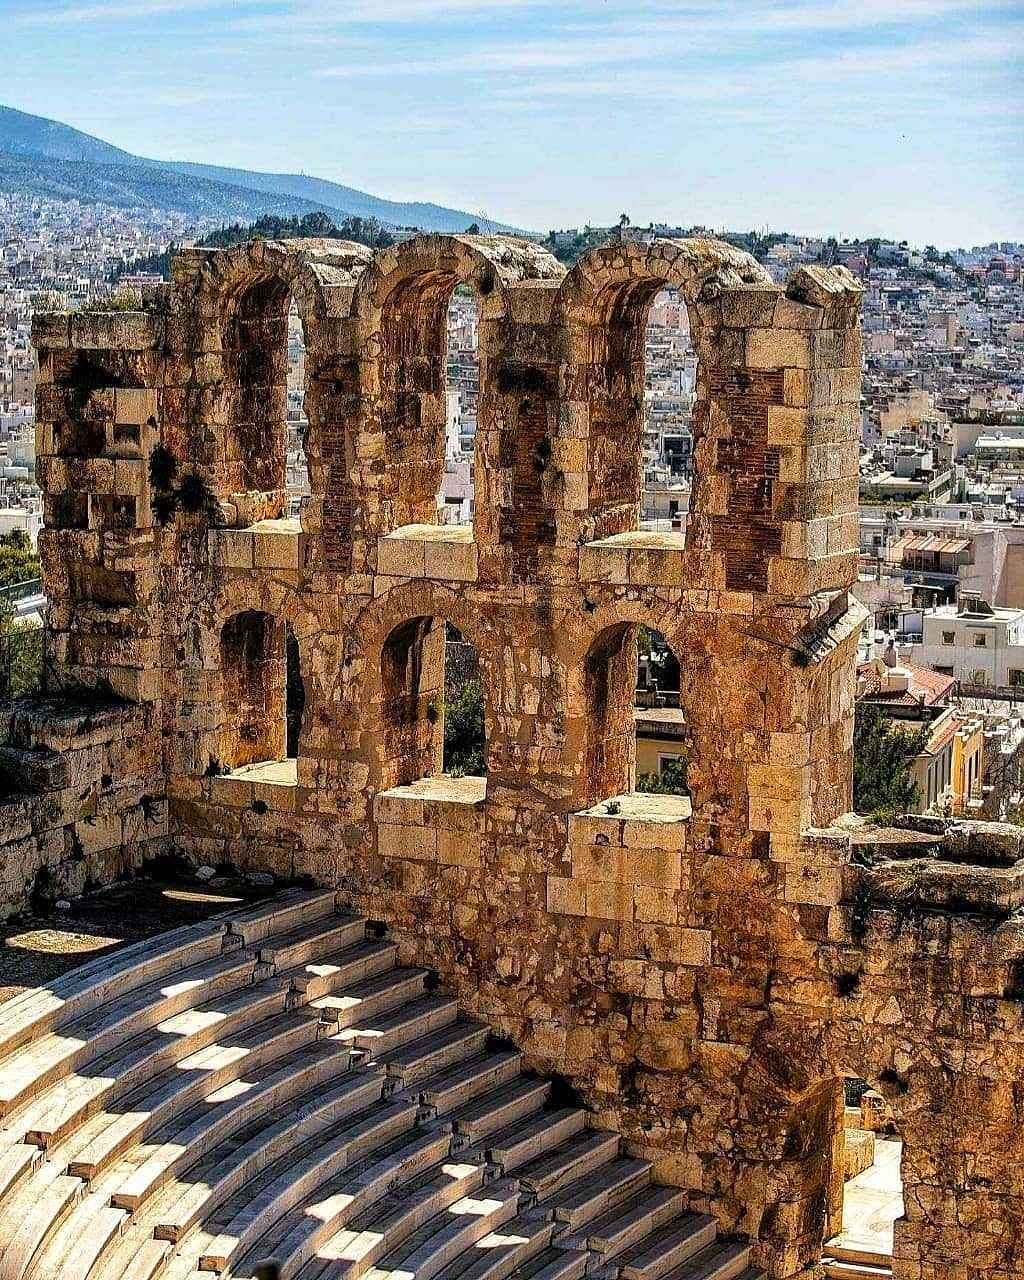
[{"x1": 0, "y1": 890, "x2": 766, "y2": 1280}]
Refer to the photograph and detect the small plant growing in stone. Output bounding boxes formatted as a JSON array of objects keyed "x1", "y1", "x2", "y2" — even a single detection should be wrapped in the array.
[
  {"x1": 80, "y1": 288, "x2": 143, "y2": 313},
  {"x1": 176, "y1": 470, "x2": 218, "y2": 517},
  {"x1": 605, "y1": 800, "x2": 621, "y2": 815},
  {"x1": 148, "y1": 444, "x2": 178, "y2": 491}
]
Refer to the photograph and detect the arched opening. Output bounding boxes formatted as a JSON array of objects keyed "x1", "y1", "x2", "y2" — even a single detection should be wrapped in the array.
[
  {"x1": 218, "y1": 610, "x2": 305, "y2": 779},
  {"x1": 581, "y1": 277, "x2": 697, "y2": 542},
  {"x1": 821, "y1": 1075, "x2": 905, "y2": 1274},
  {"x1": 439, "y1": 288, "x2": 479, "y2": 527},
  {"x1": 222, "y1": 272, "x2": 304, "y2": 516},
  {"x1": 642, "y1": 287, "x2": 696, "y2": 534},
  {"x1": 582, "y1": 623, "x2": 689, "y2": 812},
  {"x1": 373, "y1": 263, "x2": 489, "y2": 538},
  {"x1": 286, "y1": 298, "x2": 309, "y2": 516},
  {"x1": 634, "y1": 627, "x2": 687, "y2": 795},
  {"x1": 380, "y1": 616, "x2": 486, "y2": 794}
]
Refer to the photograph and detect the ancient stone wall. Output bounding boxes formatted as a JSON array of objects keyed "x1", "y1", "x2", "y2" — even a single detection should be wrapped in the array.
[
  {"x1": 0, "y1": 696, "x2": 167, "y2": 915},
  {"x1": 24, "y1": 235, "x2": 1024, "y2": 1279}
]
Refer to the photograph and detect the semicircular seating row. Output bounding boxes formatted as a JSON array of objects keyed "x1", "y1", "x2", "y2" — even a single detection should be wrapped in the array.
[{"x1": 0, "y1": 891, "x2": 765, "y2": 1280}]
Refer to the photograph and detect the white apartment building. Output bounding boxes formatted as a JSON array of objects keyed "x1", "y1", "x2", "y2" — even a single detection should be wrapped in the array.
[{"x1": 904, "y1": 596, "x2": 1024, "y2": 686}]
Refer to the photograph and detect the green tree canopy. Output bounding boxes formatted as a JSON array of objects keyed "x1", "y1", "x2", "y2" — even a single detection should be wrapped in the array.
[
  {"x1": 853, "y1": 703, "x2": 929, "y2": 821},
  {"x1": 0, "y1": 531, "x2": 40, "y2": 591},
  {"x1": 443, "y1": 676, "x2": 486, "y2": 777},
  {"x1": 636, "y1": 756, "x2": 688, "y2": 796}
]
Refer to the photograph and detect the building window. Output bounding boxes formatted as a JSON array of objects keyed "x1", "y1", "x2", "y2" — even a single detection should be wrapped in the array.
[
  {"x1": 941, "y1": 631, "x2": 955, "y2": 645},
  {"x1": 973, "y1": 633, "x2": 988, "y2": 647},
  {"x1": 933, "y1": 665, "x2": 953, "y2": 675},
  {"x1": 1010, "y1": 669, "x2": 1024, "y2": 687}
]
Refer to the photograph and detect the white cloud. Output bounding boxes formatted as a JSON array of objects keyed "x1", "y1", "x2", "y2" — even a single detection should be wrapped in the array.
[
  {"x1": 638, "y1": 0, "x2": 1020, "y2": 36},
  {"x1": 313, "y1": 19, "x2": 1022, "y2": 91},
  {"x1": 18, "y1": 0, "x2": 271, "y2": 22}
]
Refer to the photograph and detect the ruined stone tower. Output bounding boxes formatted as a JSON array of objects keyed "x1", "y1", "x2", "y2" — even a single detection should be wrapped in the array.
[{"x1": 8, "y1": 234, "x2": 1024, "y2": 1278}]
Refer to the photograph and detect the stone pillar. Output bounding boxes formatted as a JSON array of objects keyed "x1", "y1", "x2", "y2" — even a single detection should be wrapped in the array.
[
  {"x1": 33, "y1": 308, "x2": 165, "y2": 704},
  {"x1": 480, "y1": 280, "x2": 564, "y2": 585}
]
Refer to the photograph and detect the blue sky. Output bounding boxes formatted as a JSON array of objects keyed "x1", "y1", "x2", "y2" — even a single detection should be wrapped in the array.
[{"x1": 3, "y1": 0, "x2": 1022, "y2": 247}]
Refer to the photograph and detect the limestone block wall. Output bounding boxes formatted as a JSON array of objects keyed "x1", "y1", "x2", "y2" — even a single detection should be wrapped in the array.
[
  {"x1": 0, "y1": 697, "x2": 167, "y2": 916},
  {"x1": 25, "y1": 234, "x2": 1024, "y2": 1279}
]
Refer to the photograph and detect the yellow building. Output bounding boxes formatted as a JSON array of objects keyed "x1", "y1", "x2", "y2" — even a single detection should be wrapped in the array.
[
  {"x1": 634, "y1": 706, "x2": 687, "y2": 783},
  {"x1": 951, "y1": 715, "x2": 985, "y2": 813}
]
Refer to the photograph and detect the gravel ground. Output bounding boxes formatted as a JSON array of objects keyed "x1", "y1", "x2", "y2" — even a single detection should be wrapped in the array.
[{"x1": 0, "y1": 876, "x2": 275, "y2": 1005}]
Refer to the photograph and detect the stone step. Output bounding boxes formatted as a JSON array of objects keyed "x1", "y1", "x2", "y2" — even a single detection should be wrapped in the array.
[
  {"x1": 823, "y1": 1243, "x2": 893, "y2": 1268},
  {"x1": 362, "y1": 1180, "x2": 520, "y2": 1280},
  {"x1": 518, "y1": 1129, "x2": 622, "y2": 1202},
  {"x1": 236, "y1": 1130, "x2": 453, "y2": 1280},
  {"x1": 0, "y1": 1161, "x2": 85, "y2": 1280},
  {"x1": 107, "y1": 1037, "x2": 353, "y2": 1211},
  {"x1": 286, "y1": 942, "x2": 400, "y2": 1005},
  {"x1": 257, "y1": 915, "x2": 368, "y2": 970},
  {"x1": 572, "y1": 1187, "x2": 691, "y2": 1259},
  {"x1": 618, "y1": 1213, "x2": 719, "y2": 1280},
  {"x1": 488, "y1": 1107, "x2": 588, "y2": 1173},
  {"x1": 383, "y1": 1020, "x2": 491, "y2": 1087},
  {"x1": 333, "y1": 996, "x2": 460, "y2": 1057},
  {"x1": 0, "y1": 946, "x2": 261, "y2": 1119},
  {"x1": 18, "y1": 1188, "x2": 128, "y2": 1280},
  {"x1": 299, "y1": 1157, "x2": 485, "y2": 1280},
  {"x1": 191, "y1": 1096, "x2": 417, "y2": 1272},
  {"x1": 218, "y1": 890, "x2": 342, "y2": 948},
  {"x1": 417, "y1": 1048, "x2": 522, "y2": 1115},
  {"x1": 657, "y1": 1240, "x2": 752, "y2": 1280},
  {"x1": 97, "y1": 1239, "x2": 172, "y2": 1280},
  {"x1": 310, "y1": 966, "x2": 427, "y2": 1028},
  {"x1": 148, "y1": 1074, "x2": 396, "y2": 1246},
  {"x1": 0, "y1": 892, "x2": 338, "y2": 1069},
  {"x1": 0, "y1": 920, "x2": 228, "y2": 1062},
  {"x1": 1, "y1": 1162, "x2": 99, "y2": 1280},
  {"x1": 511, "y1": 1246, "x2": 588, "y2": 1280},
  {"x1": 453, "y1": 1078, "x2": 551, "y2": 1145},
  {"x1": 821, "y1": 1262, "x2": 893, "y2": 1280},
  {"x1": 0, "y1": 1141, "x2": 43, "y2": 1202},
  {"x1": 4, "y1": 912, "x2": 372, "y2": 1152},
  {"x1": 10, "y1": 978, "x2": 290, "y2": 1151},
  {"x1": 441, "y1": 1213, "x2": 554, "y2": 1280},
  {"x1": 63, "y1": 1007, "x2": 319, "y2": 1180},
  {"x1": 548, "y1": 1157, "x2": 651, "y2": 1232}
]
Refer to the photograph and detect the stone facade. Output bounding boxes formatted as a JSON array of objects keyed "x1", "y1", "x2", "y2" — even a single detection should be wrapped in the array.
[{"x1": 10, "y1": 233, "x2": 1024, "y2": 1277}]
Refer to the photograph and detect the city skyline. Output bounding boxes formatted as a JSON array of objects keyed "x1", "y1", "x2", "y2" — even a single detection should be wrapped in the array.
[{"x1": 2, "y1": 0, "x2": 1022, "y2": 248}]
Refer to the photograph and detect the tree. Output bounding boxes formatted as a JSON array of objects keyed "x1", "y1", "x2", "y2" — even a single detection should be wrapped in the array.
[
  {"x1": 443, "y1": 676, "x2": 486, "y2": 776},
  {"x1": 0, "y1": 595, "x2": 43, "y2": 699},
  {"x1": 465, "y1": 222, "x2": 481, "y2": 235},
  {"x1": 637, "y1": 757, "x2": 688, "y2": 796},
  {"x1": 853, "y1": 704, "x2": 928, "y2": 821},
  {"x1": 0, "y1": 532, "x2": 40, "y2": 591}
]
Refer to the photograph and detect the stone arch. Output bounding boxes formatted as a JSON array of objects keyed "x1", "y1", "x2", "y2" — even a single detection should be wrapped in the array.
[
  {"x1": 738, "y1": 984, "x2": 979, "y2": 1279},
  {"x1": 186, "y1": 238, "x2": 373, "y2": 530},
  {"x1": 346, "y1": 580, "x2": 499, "y2": 792},
  {"x1": 352, "y1": 234, "x2": 563, "y2": 540},
  {"x1": 217, "y1": 609, "x2": 288, "y2": 769},
  {"x1": 556, "y1": 238, "x2": 769, "y2": 543},
  {"x1": 190, "y1": 575, "x2": 334, "y2": 776},
  {"x1": 567, "y1": 599, "x2": 692, "y2": 809}
]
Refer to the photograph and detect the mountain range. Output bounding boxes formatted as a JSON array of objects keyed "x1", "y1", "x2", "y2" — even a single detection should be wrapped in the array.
[{"x1": 0, "y1": 104, "x2": 510, "y2": 233}]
